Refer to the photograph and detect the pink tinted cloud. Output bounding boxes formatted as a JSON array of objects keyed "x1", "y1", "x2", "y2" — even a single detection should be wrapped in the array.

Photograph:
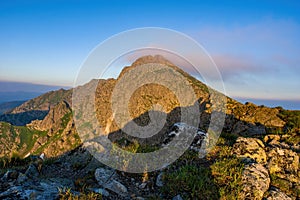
[
  {"x1": 211, "y1": 54, "x2": 270, "y2": 81},
  {"x1": 123, "y1": 48, "x2": 271, "y2": 82}
]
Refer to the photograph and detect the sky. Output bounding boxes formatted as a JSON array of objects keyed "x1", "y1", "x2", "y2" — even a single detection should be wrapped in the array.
[{"x1": 0, "y1": 0, "x2": 299, "y2": 108}]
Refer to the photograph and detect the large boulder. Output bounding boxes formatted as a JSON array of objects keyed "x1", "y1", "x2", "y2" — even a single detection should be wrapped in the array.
[
  {"x1": 267, "y1": 147, "x2": 299, "y2": 183},
  {"x1": 240, "y1": 163, "x2": 270, "y2": 200},
  {"x1": 94, "y1": 168, "x2": 128, "y2": 197},
  {"x1": 233, "y1": 137, "x2": 267, "y2": 164}
]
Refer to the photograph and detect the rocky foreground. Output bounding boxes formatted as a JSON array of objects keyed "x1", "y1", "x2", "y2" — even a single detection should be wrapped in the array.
[{"x1": 0, "y1": 124, "x2": 299, "y2": 200}]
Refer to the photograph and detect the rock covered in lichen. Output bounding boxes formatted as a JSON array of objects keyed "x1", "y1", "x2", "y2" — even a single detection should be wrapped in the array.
[{"x1": 233, "y1": 137, "x2": 267, "y2": 164}]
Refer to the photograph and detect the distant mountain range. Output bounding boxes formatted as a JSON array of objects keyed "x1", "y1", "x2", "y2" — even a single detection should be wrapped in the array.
[
  {"x1": 236, "y1": 97, "x2": 300, "y2": 110},
  {"x1": 0, "y1": 91, "x2": 42, "y2": 104},
  {"x1": 0, "y1": 81, "x2": 69, "y2": 103}
]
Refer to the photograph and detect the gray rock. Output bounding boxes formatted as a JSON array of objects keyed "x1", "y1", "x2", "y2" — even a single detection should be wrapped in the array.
[
  {"x1": 156, "y1": 172, "x2": 164, "y2": 187},
  {"x1": 0, "y1": 186, "x2": 23, "y2": 199},
  {"x1": 232, "y1": 121, "x2": 248, "y2": 135},
  {"x1": 95, "y1": 168, "x2": 128, "y2": 196},
  {"x1": 16, "y1": 173, "x2": 28, "y2": 184},
  {"x1": 0, "y1": 178, "x2": 66, "y2": 200},
  {"x1": 22, "y1": 189, "x2": 38, "y2": 200},
  {"x1": 95, "y1": 167, "x2": 115, "y2": 185},
  {"x1": 163, "y1": 123, "x2": 208, "y2": 157},
  {"x1": 264, "y1": 135, "x2": 281, "y2": 144},
  {"x1": 247, "y1": 125, "x2": 266, "y2": 136},
  {"x1": 90, "y1": 188, "x2": 110, "y2": 197},
  {"x1": 106, "y1": 180, "x2": 128, "y2": 196},
  {"x1": 240, "y1": 163, "x2": 270, "y2": 200},
  {"x1": 139, "y1": 182, "x2": 147, "y2": 189},
  {"x1": 172, "y1": 194, "x2": 183, "y2": 200},
  {"x1": 25, "y1": 164, "x2": 39, "y2": 179}
]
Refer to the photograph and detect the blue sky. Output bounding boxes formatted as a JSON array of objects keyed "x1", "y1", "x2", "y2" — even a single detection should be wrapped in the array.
[{"x1": 0, "y1": 0, "x2": 300, "y2": 103}]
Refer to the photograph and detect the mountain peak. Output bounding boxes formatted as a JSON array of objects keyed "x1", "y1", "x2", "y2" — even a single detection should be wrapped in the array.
[
  {"x1": 118, "y1": 55, "x2": 182, "y2": 80},
  {"x1": 131, "y1": 55, "x2": 175, "y2": 67}
]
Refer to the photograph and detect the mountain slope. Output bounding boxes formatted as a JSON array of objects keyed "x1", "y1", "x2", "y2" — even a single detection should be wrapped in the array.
[
  {"x1": 0, "y1": 55, "x2": 287, "y2": 154},
  {"x1": 0, "y1": 89, "x2": 72, "y2": 126},
  {"x1": 10, "y1": 88, "x2": 72, "y2": 114},
  {"x1": 0, "y1": 55, "x2": 291, "y2": 159},
  {"x1": 0, "y1": 55, "x2": 299, "y2": 200},
  {"x1": 0, "y1": 101, "x2": 80, "y2": 159}
]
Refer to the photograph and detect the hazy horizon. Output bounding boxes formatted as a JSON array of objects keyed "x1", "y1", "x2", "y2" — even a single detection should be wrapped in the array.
[{"x1": 0, "y1": 79, "x2": 299, "y2": 110}]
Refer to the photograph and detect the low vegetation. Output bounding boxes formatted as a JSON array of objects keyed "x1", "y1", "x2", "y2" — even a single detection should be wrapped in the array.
[
  {"x1": 58, "y1": 188, "x2": 102, "y2": 200},
  {"x1": 277, "y1": 109, "x2": 300, "y2": 132},
  {"x1": 162, "y1": 164, "x2": 219, "y2": 199},
  {"x1": 161, "y1": 134, "x2": 244, "y2": 200}
]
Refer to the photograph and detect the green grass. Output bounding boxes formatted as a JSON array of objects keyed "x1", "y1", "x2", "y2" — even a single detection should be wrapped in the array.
[
  {"x1": 162, "y1": 165, "x2": 219, "y2": 199},
  {"x1": 0, "y1": 122, "x2": 48, "y2": 158},
  {"x1": 208, "y1": 136, "x2": 244, "y2": 199},
  {"x1": 160, "y1": 131, "x2": 245, "y2": 200},
  {"x1": 61, "y1": 112, "x2": 72, "y2": 128},
  {"x1": 210, "y1": 157, "x2": 244, "y2": 199},
  {"x1": 114, "y1": 138, "x2": 159, "y2": 153}
]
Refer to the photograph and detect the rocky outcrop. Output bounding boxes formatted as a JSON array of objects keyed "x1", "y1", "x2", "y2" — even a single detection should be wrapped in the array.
[
  {"x1": 233, "y1": 137, "x2": 267, "y2": 164},
  {"x1": 240, "y1": 163, "x2": 270, "y2": 200},
  {"x1": 0, "y1": 101, "x2": 25, "y2": 115},
  {"x1": 163, "y1": 122, "x2": 208, "y2": 157},
  {"x1": 264, "y1": 134, "x2": 300, "y2": 152},
  {"x1": 26, "y1": 101, "x2": 81, "y2": 157},
  {"x1": 0, "y1": 100, "x2": 81, "y2": 160},
  {"x1": 0, "y1": 169, "x2": 72, "y2": 200},
  {"x1": 267, "y1": 148, "x2": 299, "y2": 180},
  {"x1": 0, "y1": 110, "x2": 48, "y2": 126},
  {"x1": 226, "y1": 100, "x2": 285, "y2": 129},
  {"x1": 28, "y1": 101, "x2": 71, "y2": 132},
  {"x1": 233, "y1": 137, "x2": 298, "y2": 199}
]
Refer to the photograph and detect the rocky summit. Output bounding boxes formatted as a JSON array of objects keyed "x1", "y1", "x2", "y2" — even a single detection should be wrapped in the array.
[{"x1": 0, "y1": 55, "x2": 299, "y2": 200}]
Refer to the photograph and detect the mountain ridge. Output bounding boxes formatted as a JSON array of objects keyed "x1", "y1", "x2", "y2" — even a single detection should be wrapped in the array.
[
  {"x1": 0, "y1": 55, "x2": 299, "y2": 199},
  {"x1": 0, "y1": 55, "x2": 290, "y2": 158}
]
